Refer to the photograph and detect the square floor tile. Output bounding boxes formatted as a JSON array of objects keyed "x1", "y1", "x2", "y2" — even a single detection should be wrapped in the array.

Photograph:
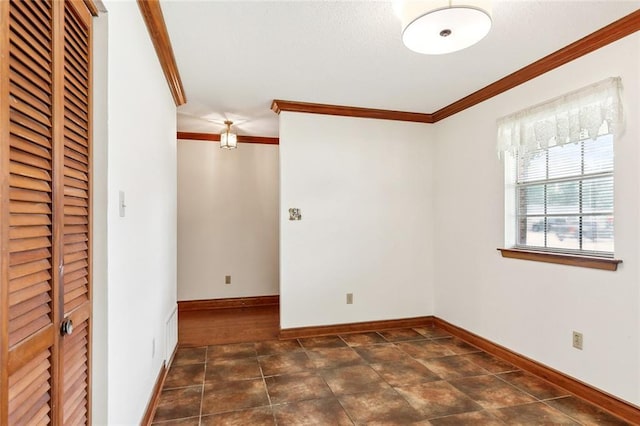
[
  {"x1": 378, "y1": 328, "x2": 426, "y2": 342},
  {"x1": 152, "y1": 416, "x2": 201, "y2": 425},
  {"x1": 298, "y1": 335, "x2": 347, "y2": 349},
  {"x1": 545, "y1": 396, "x2": 630, "y2": 425},
  {"x1": 339, "y1": 332, "x2": 387, "y2": 347},
  {"x1": 355, "y1": 344, "x2": 413, "y2": 364},
  {"x1": 201, "y1": 406, "x2": 275, "y2": 425},
  {"x1": 396, "y1": 340, "x2": 456, "y2": 360},
  {"x1": 255, "y1": 339, "x2": 303, "y2": 356},
  {"x1": 202, "y1": 379, "x2": 269, "y2": 415},
  {"x1": 307, "y1": 347, "x2": 364, "y2": 369},
  {"x1": 395, "y1": 381, "x2": 482, "y2": 418},
  {"x1": 462, "y1": 352, "x2": 518, "y2": 374},
  {"x1": 413, "y1": 327, "x2": 452, "y2": 339},
  {"x1": 153, "y1": 386, "x2": 202, "y2": 423},
  {"x1": 320, "y1": 364, "x2": 389, "y2": 396},
  {"x1": 172, "y1": 347, "x2": 207, "y2": 366},
  {"x1": 490, "y1": 402, "x2": 579, "y2": 425},
  {"x1": 205, "y1": 357, "x2": 262, "y2": 382},
  {"x1": 265, "y1": 371, "x2": 333, "y2": 404},
  {"x1": 497, "y1": 370, "x2": 569, "y2": 400},
  {"x1": 207, "y1": 342, "x2": 256, "y2": 360},
  {"x1": 273, "y1": 398, "x2": 353, "y2": 425},
  {"x1": 259, "y1": 351, "x2": 314, "y2": 376},
  {"x1": 428, "y1": 410, "x2": 504, "y2": 425},
  {"x1": 339, "y1": 388, "x2": 423, "y2": 423},
  {"x1": 433, "y1": 337, "x2": 481, "y2": 355},
  {"x1": 417, "y1": 355, "x2": 489, "y2": 380},
  {"x1": 371, "y1": 358, "x2": 441, "y2": 386},
  {"x1": 164, "y1": 364, "x2": 205, "y2": 389},
  {"x1": 449, "y1": 375, "x2": 536, "y2": 409}
]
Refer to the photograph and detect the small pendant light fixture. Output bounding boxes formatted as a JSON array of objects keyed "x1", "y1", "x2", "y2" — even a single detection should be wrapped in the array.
[
  {"x1": 395, "y1": 0, "x2": 492, "y2": 55},
  {"x1": 220, "y1": 120, "x2": 237, "y2": 149}
]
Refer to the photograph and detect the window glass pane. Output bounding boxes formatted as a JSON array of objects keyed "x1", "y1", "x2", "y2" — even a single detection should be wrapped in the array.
[
  {"x1": 545, "y1": 216, "x2": 580, "y2": 251},
  {"x1": 546, "y1": 181, "x2": 579, "y2": 215},
  {"x1": 518, "y1": 185, "x2": 545, "y2": 215},
  {"x1": 522, "y1": 217, "x2": 545, "y2": 247},
  {"x1": 584, "y1": 134, "x2": 613, "y2": 174},
  {"x1": 582, "y1": 215, "x2": 614, "y2": 253},
  {"x1": 583, "y1": 177, "x2": 613, "y2": 214},
  {"x1": 548, "y1": 142, "x2": 581, "y2": 179}
]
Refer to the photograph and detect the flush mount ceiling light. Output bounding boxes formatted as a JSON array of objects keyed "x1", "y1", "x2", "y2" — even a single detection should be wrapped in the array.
[
  {"x1": 220, "y1": 120, "x2": 237, "y2": 149},
  {"x1": 395, "y1": 0, "x2": 492, "y2": 55}
]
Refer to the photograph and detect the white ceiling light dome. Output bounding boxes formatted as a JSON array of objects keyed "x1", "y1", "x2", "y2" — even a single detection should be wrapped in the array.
[{"x1": 395, "y1": 0, "x2": 492, "y2": 55}]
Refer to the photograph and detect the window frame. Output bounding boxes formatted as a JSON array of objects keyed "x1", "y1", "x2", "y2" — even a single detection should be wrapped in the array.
[{"x1": 513, "y1": 135, "x2": 614, "y2": 258}]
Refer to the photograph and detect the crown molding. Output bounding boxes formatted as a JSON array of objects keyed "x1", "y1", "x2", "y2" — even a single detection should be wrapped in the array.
[
  {"x1": 271, "y1": 10, "x2": 640, "y2": 125},
  {"x1": 432, "y1": 9, "x2": 640, "y2": 122},
  {"x1": 177, "y1": 131, "x2": 279, "y2": 145},
  {"x1": 271, "y1": 99, "x2": 434, "y2": 123},
  {"x1": 138, "y1": 0, "x2": 187, "y2": 106}
]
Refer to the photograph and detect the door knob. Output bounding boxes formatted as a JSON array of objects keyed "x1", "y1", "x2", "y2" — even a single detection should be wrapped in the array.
[{"x1": 60, "y1": 318, "x2": 73, "y2": 336}]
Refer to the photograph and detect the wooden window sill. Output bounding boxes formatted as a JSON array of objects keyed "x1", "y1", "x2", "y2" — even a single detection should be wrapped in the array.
[{"x1": 498, "y1": 248, "x2": 622, "y2": 271}]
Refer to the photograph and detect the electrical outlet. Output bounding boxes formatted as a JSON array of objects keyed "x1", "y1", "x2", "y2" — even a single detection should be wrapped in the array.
[
  {"x1": 225, "y1": 275, "x2": 231, "y2": 285},
  {"x1": 572, "y1": 331, "x2": 583, "y2": 350},
  {"x1": 346, "y1": 293, "x2": 353, "y2": 304},
  {"x1": 152, "y1": 338, "x2": 156, "y2": 358}
]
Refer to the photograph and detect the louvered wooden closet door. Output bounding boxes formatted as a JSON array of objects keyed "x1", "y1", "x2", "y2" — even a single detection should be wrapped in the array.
[
  {"x1": 0, "y1": 1, "x2": 93, "y2": 424},
  {"x1": 59, "y1": 2, "x2": 92, "y2": 424}
]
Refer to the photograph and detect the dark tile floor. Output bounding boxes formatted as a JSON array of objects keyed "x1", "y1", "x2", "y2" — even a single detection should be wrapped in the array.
[{"x1": 152, "y1": 326, "x2": 629, "y2": 425}]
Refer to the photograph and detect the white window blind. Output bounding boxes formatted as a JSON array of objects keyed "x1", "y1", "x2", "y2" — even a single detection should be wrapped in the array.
[{"x1": 498, "y1": 77, "x2": 623, "y2": 257}]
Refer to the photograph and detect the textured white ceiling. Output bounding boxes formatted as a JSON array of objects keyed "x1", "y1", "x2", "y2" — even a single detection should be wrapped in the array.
[{"x1": 162, "y1": 0, "x2": 640, "y2": 137}]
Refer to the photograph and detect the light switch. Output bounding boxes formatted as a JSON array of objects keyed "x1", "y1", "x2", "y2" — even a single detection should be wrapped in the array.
[{"x1": 119, "y1": 190, "x2": 126, "y2": 217}]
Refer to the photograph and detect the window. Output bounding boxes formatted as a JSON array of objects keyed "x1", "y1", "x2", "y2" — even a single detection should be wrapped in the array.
[
  {"x1": 515, "y1": 133, "x2": 613, "y2": 256},
  {"x1": 498, "y1": 77, "x2": 622, "y2": 259}
]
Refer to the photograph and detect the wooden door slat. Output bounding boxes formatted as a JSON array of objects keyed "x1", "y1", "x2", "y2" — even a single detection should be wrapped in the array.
[
  {"x1": 9, "y1": 148, "x2": 51, "y2": 171},
  {"x1": 10, "y1": 72, "x2": 51, "y2": 108},
  {"x1": 9, "y1": 382, "x2": 50, "y2": 425},
  {"x1": 63, "y1": 175, "x2": 88, "y2": 191},
  {"x1": 9, "y1": 236, "x2": 51, "y2": 253},
  {"x1": 9, "y1": 12, "x2": 51, "y2": 60},
  {"x1": 9, "y1": 225, "x2": 51, "y2": 240},
  {"x1": 10, "y1": 122, "x2": 51, "y2": 148},
  {"x1": 9, "y1": 92, "x2": 51, "y2": 128},
  {"x1": 9, "y1": 187, "x2": 51, "y2": 203},
  {"x1": 64, "y1": 196, "x2": 88, "y2": 207},
  {"x1": 63, "y1": 165, "x2": 87, "y2": 181},
  {"x1": 64, "y1": 250, "x2": 87, "y2": 264},
  {"x1": 9, "y1": 200, "x2": 51, "y2": 215},
  {"x1": 63, "y1": 241, "x2": 87, "y2": 254},
  {"x1": 9, "y1": 31, "x2": 51, "y2": 78},
  {"x1": 10, "y1": 57, "x2": 52, "y2": 97},
  {"x1": 9, "y1": 39, "x2": 51, "y2": 84},
  {"x1": 9, "y1": 173, "x2": 52, "y2": 192},
  {"x1": 9, "y1": 258, "x2": 51, "y2": 280},
  {"x1": 9, "y1": 269, "x2": 51, "y2": 294},
  {"x1": 9, "y1": 281, "x2": 51, "y2": 308},
  {"x1": 12, "y1": 0, "x2": 52, "y2": 33},
  {"x1": 9, "y1": 292, "x2": 51, "y2": 321},
  {"x1": 9, "y1": 214, "x2": 51, "y2": 228},
  {"x1": 9, "y1": 247, "x2": 51, "y2": 267},
  {"x1": 9, "y1": 315, "x2": 52, "y2": 350},
  {"x1": 10, "y1": 134, "x2": 51, "y2": 160}
]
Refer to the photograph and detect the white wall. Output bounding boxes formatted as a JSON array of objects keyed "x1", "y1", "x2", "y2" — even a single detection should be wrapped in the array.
[
  {"x1": 91, "y1": 7, "x2": 108, "y2": 426},
  {"x1": 102, "y1": 1, "x2": 178, "y2": 424},
  {"x1": 433, "y1": 33, "x2": 640, "y2": 404},
  {"x1": 177, "y1": 141, "x2": 279, "y2": 300},
  {"x1": 279, "y1": 113, "x2": 435, "y2": 329}
]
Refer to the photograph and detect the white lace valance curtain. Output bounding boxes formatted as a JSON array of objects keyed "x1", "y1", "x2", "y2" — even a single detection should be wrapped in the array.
[{"x1": 497, "y1": 77, "x2": 623, "y2": 158}]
